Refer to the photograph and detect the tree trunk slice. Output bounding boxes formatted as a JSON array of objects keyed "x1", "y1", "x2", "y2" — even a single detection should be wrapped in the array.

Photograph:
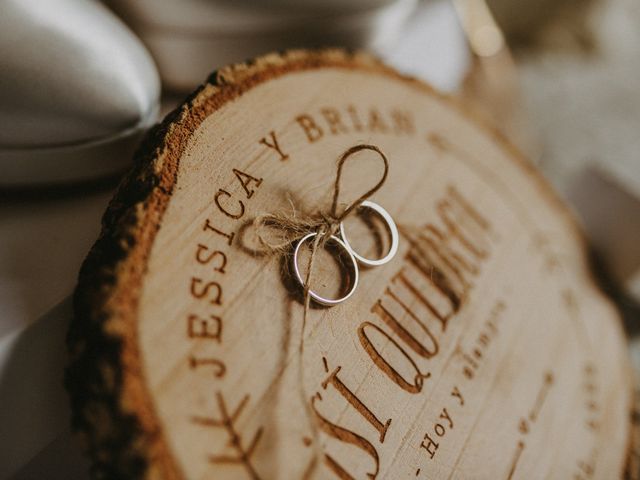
[{"x1": 66, "y1": 49, "x2": 633, "y2": 480}]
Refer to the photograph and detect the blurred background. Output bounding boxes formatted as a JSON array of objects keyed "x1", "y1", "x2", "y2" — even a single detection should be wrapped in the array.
[{"x1": 0, "y1": 0, "x2": 638, "y2": 477}]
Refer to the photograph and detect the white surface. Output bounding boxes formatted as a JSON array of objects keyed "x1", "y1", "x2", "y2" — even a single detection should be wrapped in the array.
[
  {"x1": 0, "y1": 188, "x2": 112, "y2": 479},
  {"x1": 0, "y1": 188, "x2": 112, "y2": 337},
  {"x1": 0, "y1": 298, "x2": 85, "y2": 479}
]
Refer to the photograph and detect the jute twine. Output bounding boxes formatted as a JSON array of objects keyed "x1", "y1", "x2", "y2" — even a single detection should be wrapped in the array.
[{"x1": 251, "y1": 144, "x2": 390, "y2": 476}]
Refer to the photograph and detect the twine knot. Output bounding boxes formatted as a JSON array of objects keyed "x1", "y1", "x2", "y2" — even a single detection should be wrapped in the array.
[{"x1": 253, "y1": 144, "x2": 389, "y2": 254}]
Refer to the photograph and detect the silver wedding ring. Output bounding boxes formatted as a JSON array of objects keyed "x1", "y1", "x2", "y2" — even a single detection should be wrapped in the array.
[
  {"x1": 293, "y1": 233, "x2": 359, "y2": 306},
  {"x1": 339, "y1": 200, "x2": 399, "y2": 267},
  {"x1": 292, "y1": 201, "x2": 398, "y2": 306}
]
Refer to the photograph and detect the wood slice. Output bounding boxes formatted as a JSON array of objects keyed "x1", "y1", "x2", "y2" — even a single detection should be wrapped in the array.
[{"x1": 66, "y1": 49, "x2": 633, "y2": 479}]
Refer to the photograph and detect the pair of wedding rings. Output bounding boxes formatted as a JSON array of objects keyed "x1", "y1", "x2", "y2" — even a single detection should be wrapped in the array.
[{"x1": 292, "y1": 200, "x2": 399, "y2": 306}]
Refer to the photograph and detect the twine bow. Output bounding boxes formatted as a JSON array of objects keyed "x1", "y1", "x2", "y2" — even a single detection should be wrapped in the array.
[{"x1": 253, "y1": 143, "x2": 389, "y2": 278}]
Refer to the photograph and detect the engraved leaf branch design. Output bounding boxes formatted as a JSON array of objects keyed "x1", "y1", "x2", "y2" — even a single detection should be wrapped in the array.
[{"x1": 191, "y1": 392, "x2": 264, "y2": 480}]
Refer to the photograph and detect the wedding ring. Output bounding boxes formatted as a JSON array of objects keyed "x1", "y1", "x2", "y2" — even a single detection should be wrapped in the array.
[
  {"x1": 293, "y1": 233, "x2": 359, "y2": 306},
  {"x1": 339, "y1": 200, "x2": 399, "y2": 267}
]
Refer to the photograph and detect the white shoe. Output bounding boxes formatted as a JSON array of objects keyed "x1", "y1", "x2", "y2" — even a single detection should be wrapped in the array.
[{"x1": 0, "y1": 0, "x2": 160, "y2": 186}]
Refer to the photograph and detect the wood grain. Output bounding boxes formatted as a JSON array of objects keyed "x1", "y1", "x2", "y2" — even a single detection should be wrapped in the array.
[{"x1": 66, "y1": 49, "x2": 633, "y2": 479}]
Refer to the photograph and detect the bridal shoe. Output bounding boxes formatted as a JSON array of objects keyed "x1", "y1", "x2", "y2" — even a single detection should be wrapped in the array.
[{"x1": 0, "y1": 0, "x2": 160, "y2": 186}]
